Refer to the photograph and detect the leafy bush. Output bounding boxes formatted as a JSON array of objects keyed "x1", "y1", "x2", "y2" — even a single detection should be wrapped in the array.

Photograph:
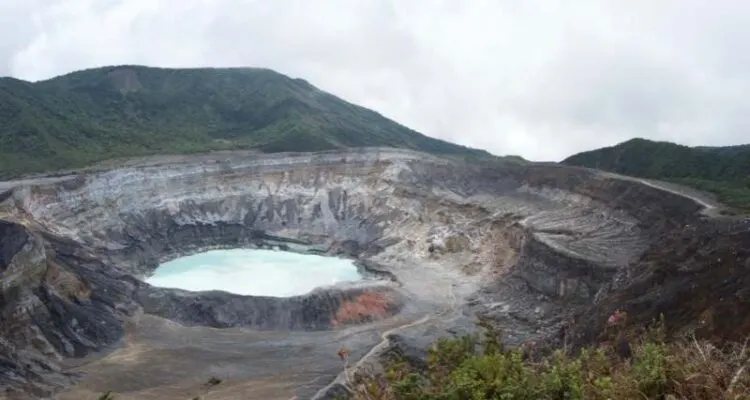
[{"x1": 350, "y1": 315, "x2": 750, "y2": 400}]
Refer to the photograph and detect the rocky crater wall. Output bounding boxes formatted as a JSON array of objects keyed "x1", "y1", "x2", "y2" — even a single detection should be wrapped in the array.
[{"x1": 0, "y1": 148, "x2": 710, "y2": 397}]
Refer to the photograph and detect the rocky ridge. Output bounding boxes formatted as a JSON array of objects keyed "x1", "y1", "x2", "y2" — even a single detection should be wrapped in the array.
[{"x1": 0, "y1": 147, "x2": 723, "y2": 399}]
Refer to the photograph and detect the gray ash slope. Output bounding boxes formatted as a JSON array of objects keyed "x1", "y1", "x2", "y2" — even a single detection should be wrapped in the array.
[{"x1": 0, "y1": 147, "x2": 716, "y2": 399}]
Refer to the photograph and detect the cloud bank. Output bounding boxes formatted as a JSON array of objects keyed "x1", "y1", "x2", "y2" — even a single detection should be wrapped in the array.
[{"x1": 2, "y1": 0, "x2": 750, "y2": 160}]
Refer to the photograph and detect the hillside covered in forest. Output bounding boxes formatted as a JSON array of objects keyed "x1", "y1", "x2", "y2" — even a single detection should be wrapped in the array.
[
  {"x1": 562, "y1": 138, "x2": 750, "y2": 212},
  {"x1": 0, "y1": 65, "x2": 491, "y2": 178}
]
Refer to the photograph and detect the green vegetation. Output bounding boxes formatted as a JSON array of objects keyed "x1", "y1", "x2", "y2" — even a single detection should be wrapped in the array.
[
  {"x1": 0, "y1": 65, "x2": 491, "y2": 179},
  {"x1": 350, "y1": 315, "x2": 750, "y2": 400},
  {"x1": 562, "y1": 138, "x2": 750, "y2": 213}
]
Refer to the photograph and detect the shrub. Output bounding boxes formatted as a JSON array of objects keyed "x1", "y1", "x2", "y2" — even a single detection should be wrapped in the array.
[{"x1": 350, "y1": 315, "x2": 750, "y2": 400}]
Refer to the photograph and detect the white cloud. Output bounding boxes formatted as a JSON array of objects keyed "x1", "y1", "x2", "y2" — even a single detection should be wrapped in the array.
[{"x1": 3, "y1": 0, "x2": 750, "y2": 160}]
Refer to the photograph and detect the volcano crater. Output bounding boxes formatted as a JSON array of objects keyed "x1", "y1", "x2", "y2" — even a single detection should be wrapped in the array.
[{"x1": 0, "y1": 148, "x2": 707, "y2": 399}]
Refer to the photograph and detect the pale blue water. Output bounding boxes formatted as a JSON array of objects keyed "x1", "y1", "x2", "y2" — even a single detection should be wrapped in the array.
[{"x1": 145, "y1": 249, "x2": 363, "y2": 297}]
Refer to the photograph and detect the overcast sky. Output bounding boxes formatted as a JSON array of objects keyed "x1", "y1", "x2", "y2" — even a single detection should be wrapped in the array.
[{"x1": 2, "y1": 0, "x2": 749, "y2": 161}]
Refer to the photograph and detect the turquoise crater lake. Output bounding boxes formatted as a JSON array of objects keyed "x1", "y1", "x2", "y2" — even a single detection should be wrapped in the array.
[{"x1": 145, "y1": 249, "x2": 364, "y2": 297}]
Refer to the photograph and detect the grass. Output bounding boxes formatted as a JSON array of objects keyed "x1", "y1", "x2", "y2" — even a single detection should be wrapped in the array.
[{"x1": 347, "y1": 315, "x2": 750, "y2": 400}]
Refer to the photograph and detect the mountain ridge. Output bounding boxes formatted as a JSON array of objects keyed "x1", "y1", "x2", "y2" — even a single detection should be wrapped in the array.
[
  {"x1": 562, "y1": 137, "x2": 750, "y2": 212},
  {"x1": 0, "y1": 65, "x2": 492, "y2": 179}
]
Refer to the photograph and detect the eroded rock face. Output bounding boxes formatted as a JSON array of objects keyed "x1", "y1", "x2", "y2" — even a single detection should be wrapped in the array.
[
  {"x1": 137, "y1": 284, "x2": 404, "y2": 330},
  {"x1": 0, "y1": 148, "x2": 710, "y2": 398},
  {"x1": 567, "y1": 218, "x2": 750, "y2": 348},
  {"x1": 0, "y1": 220, "x2": 138, "y2": 397}
]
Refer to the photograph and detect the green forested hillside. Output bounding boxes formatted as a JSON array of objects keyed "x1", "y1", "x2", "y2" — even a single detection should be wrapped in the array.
[
  {"x1": 0, "y1": 65, "x2": 490, "y2": 178},
  {"x1": 562, "y1": 138, "x2": 750, "y2": 212}
]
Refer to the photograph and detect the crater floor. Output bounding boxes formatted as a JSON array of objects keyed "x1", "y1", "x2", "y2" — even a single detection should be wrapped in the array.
[{"x1": 0, "y1": 148, "x2": 709, "y2": 399}]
